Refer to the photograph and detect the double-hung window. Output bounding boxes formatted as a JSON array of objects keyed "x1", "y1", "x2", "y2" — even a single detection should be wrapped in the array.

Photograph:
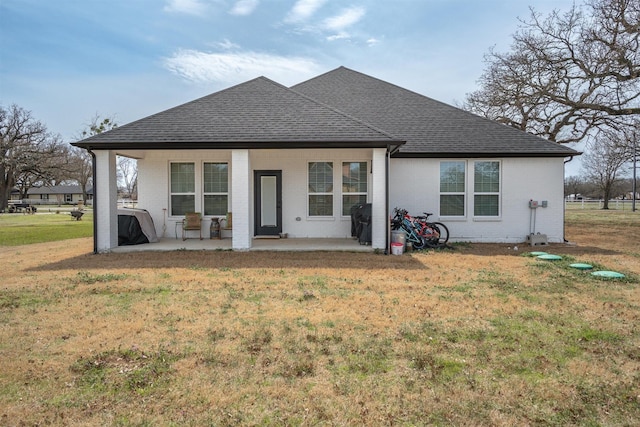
[
  {"x1": 203, "y1": 162, "x2": 228, "y2": 216},
  {"x1": 439, "y1": 161, "x2": 466, "y2": 216},
  {"x1": 342, "y1": 161, "x2": 367, "y2": 216},
  {"x1": 170, "y1": 162, "x2": 195, "y2": 216},
  {"x1": 308, "y1": 162, "x2": 333, "y2": 216},
  {"x1": 474, "y1": 161, "x2": 500, "y2": 217}
]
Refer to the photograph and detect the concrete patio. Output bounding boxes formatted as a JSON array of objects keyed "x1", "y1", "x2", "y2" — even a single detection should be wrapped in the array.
[{"x1": 110, "y1": 237, "x2": 375, "y2": 253}]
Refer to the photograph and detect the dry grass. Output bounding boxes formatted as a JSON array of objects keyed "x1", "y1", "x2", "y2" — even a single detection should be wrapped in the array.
[{"x1": 0, "y1": 211, "x2": 639, "y2": 426}]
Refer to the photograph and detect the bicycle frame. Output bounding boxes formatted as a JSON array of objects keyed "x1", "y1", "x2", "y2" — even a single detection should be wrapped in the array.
[
  {"x1": 391, "y1": 208, "x2": 427, "y2": 249},
  {"x1": 391, "y1": 207, "x2": 449, "y2": 249},
  {"x1": 402, "y1": 217, "x2": 426, "y2": 246}
]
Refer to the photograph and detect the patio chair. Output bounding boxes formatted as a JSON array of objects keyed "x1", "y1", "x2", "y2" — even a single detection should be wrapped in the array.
[{"x1": 182, "y1": 212, "x2": 203, "y2": 240}]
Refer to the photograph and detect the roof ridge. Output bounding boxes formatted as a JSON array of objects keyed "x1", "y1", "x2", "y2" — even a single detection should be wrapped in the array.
[
  {"x1": 294, "y1": 66, "x2": 578, "y2": 153},
  {"x1": 287, "y1": 84, "x2": 404, "y2": 144}
]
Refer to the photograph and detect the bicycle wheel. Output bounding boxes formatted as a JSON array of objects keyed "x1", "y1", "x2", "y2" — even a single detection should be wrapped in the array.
[
  {"x1": 427, "y1": 222, "x2": 449, "y2": 247},
  {"x1": 412, "y1": 234, "x2": 428, "y2": 250}
]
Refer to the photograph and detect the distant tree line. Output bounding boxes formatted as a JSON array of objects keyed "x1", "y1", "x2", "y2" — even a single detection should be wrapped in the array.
[
  {"x1": 0, "y1": 104, "x2": 136, "y2": 212},
  {"x1": 565, "y1": 175, "x2": 637, "y2": 201}
]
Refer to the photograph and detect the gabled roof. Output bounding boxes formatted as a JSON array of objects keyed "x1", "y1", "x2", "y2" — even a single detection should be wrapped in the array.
[
  {"x1": 292, "y1": 67, "x2": 579, "y2": 158},
  {"x1": 73, "y1": 67, "x2": 579, "y2": 158},
  {"x1": 73, "y1": 77, "x2": 403, "y2": 150}
]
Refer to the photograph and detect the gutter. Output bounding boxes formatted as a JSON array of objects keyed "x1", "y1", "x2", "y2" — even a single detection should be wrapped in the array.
[
  {"x1": 562, "y1": 155, "x2": 575, "y2": 243},
  {"x1": 385, "y1": 145, "x2": 393, "y2": 255},
  {"x1": 385, "y1": 143, "x2": 404, "y2": 254}
]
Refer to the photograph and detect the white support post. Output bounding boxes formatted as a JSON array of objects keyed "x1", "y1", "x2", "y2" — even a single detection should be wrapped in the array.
[
  {"x1": 94, "y1": 150, "x2": 118, "y2": 252},
  {"x1": 371, "y1": 148, "x2": 387, "y2": 250},
  {"x1": 231, "y1": 149, "x2": 251, "y2": 250}
]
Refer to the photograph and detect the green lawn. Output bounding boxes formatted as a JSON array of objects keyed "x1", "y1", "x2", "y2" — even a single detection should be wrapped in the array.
[{"x1": 0, "y1": 211, "x2": 93, "y2": 246}]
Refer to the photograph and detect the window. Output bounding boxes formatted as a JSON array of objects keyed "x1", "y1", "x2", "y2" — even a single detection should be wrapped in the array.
[
  {"x1": 342, "y1": 161, "x2": 367, "y2": 216},
  {"x1": 170, "y1": 162, "x2": 195, "y2": 216},
  {"x1": 440, "y1": 161, "x2": 465, "y2": 216},
  {"x1": 65, "y1": 194, "x2": 73, "y2": 203},
  {"x1": 203, "y1": 162, "x2": 228, "y2": 216},
  {"x1": 474, "y1": 161, "x2": 500, "y2": 216},
  {"x1": 308, "y1": 162, "x2": 333, "y2": 216}
]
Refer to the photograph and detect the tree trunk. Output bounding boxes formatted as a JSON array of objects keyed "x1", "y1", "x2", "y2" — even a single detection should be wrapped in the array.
[{"x1": 0, "y1": 164, "x2": 15, "y2": 211}]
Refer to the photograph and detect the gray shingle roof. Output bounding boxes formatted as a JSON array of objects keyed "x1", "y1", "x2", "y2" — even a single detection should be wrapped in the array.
[
  {"x1": 74, "y1": 76, "x2": 402, "y2": 150},
  {"x1": 73, "y1": 67, "x2": 579, "y2": 158},
  {"x1": 292, "y1": 67, "x2": 579, "y2": 157}
]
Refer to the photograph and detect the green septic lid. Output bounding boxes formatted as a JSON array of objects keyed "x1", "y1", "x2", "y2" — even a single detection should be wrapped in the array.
[
  {"x1": 570, "y1": 263, "x2": 593, "y2": 270},
  {"x1": 537, "y1": 254, "x2": 562, "y2": 260},
  {"x1": 591, "y1": 271, "x2": 625, "y2": 279},
  {"x1": 530, "y1": 251, "x2": 548, "y2": 256}
]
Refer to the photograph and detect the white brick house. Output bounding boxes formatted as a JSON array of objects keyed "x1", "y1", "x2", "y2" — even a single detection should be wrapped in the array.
[{"x1": 73, "y1": 67, "x2": 579, "y2": 253}]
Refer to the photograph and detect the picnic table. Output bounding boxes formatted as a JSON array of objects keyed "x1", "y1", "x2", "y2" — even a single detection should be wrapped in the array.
[{"x1": 8, "y1": 202, "x2": 36, "y2": 214}]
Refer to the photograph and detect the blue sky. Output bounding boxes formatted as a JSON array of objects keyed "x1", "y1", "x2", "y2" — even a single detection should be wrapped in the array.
[{"x1": 1, "y1": 0, "x2": 578, "y2": 171}]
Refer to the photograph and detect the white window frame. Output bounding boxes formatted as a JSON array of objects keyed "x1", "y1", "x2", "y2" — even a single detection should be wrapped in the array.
[
  {"x1": 439, "y1": 160, "x2": 466, "y2": 217},
  {"x1": 202, "y1": 162, "x2": 229, "y2": 217},
  {"x1": 307, "y1": 161, "x2": 334, "y2": 218},
  {"x1": 473, "y1": 160, "x2": 501, "y2": 218},
  {"x1": 341, "y1": 161, "x2": 369, "y2": 217},
  {"x1": 169, "y1": 161, "x2": 196, "y2": 217}
]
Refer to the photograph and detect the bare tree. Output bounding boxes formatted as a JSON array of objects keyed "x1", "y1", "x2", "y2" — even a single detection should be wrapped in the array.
[
  {"x1": 581, "y1": 129, "x2": 634, "y2": 208},
  {"x1": 0, "y1": 104, "x2": 69, "y2": 211},
  {"x1": 117, "y1": 156, "x2": 137, "y2": 199},
  {"x1": 13, "y1": 136, "x2": 71, "y2": 197},
  {"x1": 564, "y1": 175, "x2": 587, "y2": 198},
  {"x1": 464, "y1": 0, "x2": 640, "y2": 144},
  {"x1": 70, "y1": 115, "x2": 119, "y2": 202},
  {"x1": 67, "y1": 147, "x2": 93, "y2": 203}
]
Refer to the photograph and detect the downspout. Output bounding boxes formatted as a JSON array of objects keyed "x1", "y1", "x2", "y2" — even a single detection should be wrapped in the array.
[
  {"x1": 385, "y1": 146, "x2": 390, "y2": 255},
  {"x1": 562, "y1": 155, "x2": 574, "y2": 243},
  {"x1": 385, "y1": 143, "x2": 403, "y2": 255},
  {"x1": 88, "y1": 148, "x2": 98, "y2": 254}
]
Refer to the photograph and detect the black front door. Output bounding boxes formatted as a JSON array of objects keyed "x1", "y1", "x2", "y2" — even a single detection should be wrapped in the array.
[{"x1": 254, "y1": 170, "x2": 282, "y2": 236}]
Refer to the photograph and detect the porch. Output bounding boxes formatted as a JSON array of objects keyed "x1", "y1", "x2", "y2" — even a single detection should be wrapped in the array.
[{"x1": 110, "y1": 237, "x2": 375, "y2": 253}]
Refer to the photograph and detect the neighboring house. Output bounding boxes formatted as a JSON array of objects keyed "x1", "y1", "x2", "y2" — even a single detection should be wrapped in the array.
[
  {"x1": 72, "y1": 66, "x2": 579, "y2": 253},
  {"x1": 26, "y1": 185, "x2": 93, "y2": 205}
]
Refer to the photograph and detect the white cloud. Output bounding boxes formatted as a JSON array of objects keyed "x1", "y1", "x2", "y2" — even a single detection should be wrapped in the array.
[
  {"x1": 216, "y1": 38, "x2": 240, "y2": 50},
  {"x1": 326, "y1": 33, "x2": 349, "y2": 42},
  {"x1": 163, "y1": 49, "x2": 320, "y2": 85},
  {"x1": 163, "y1": 0, "x2": 207, "y2": 15},
  {"x1": 322, "y1": 6, "x2": 365, "y2": 32},
  {"x1": 229, "y1": 0, "x2": 259, "y2": 16},
  {"x1": 366, "y1": 37, "x2": 380, "y2": 47},
  {"x1": 285, "y1": 0, "x2": 327, "y2": 23}
]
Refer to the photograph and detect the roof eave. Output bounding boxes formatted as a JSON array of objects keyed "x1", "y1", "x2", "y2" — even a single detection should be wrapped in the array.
[
  {"x1": 71, "y1": 139, "x2": 405, "y2": 150},
  {"x1": 391, "y1": 151, "x2": 581, "y2": 158}
]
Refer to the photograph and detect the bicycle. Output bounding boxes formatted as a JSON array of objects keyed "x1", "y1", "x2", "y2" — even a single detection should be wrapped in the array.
[
  {"x1": 391, "y1": 208, "x2": 427, "y2": 249},
  {"x1": 413, "y1": 212, "x2": 449, "y2": 248},
  {"x1": 391, "y1": 208, "x2": 449, "y2": 249}
]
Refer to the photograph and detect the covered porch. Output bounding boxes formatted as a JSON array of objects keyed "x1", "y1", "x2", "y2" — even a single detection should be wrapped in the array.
[
  {"x1": 110, "y1": 237, "x2": 375, "y2": 253},
  {"x1": 93, "y1": 147, "x2": 390, "y2": 253}
]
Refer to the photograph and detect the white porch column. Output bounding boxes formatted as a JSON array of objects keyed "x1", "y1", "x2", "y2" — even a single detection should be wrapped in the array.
[
  {"x1": 231, "y1": 149, "x2": 251, "y2": 250},
  {"x1": 371, "y1": 148, "x2": 387, "y2": 250},
  {"x1": 94, "y1": 150, "x2": 118, "y2": 252}
]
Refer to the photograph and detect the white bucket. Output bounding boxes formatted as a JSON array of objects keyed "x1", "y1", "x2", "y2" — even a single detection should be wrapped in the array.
[
  {"x1": 391, "y1": 230, "x2": 406, "y2": 246},
  {"x1": 391, "y1": 242, "x2": 404, "y2": 255}
]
